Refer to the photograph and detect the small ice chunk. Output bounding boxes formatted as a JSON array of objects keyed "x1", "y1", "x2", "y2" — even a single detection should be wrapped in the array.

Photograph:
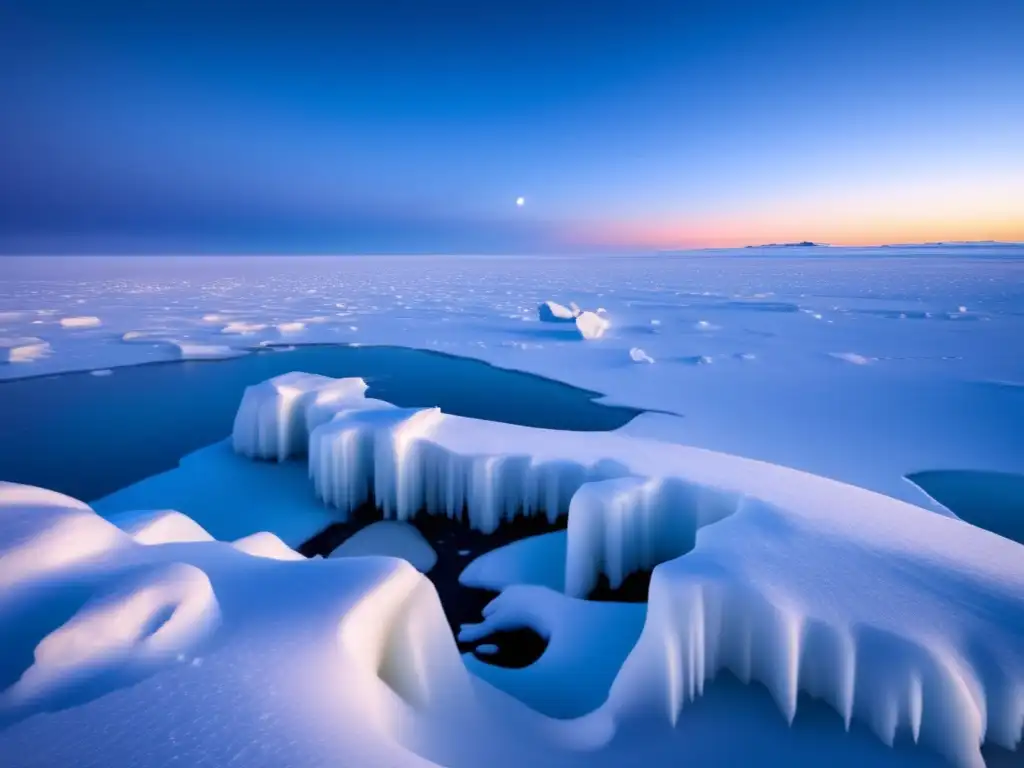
[
  {"x1": 89, "y1": 369, "x2": 114, "y2": 377},
  {"x1": 830, "y1": 352, "x2": 874, "y2": 365},
  {"x1": 958, "y1": 305, "x2": 968, "y2": 313},
  {"x1": 175, "y1": 343, "x2": 246, "y2": 360},
  {"x1": 695, "y1": 320, "x2": 719, "y2": 331},
  {"x1": 222, "y1": 321, "x2": 267, "y2": 334},
  {"x1": 650, "y1": 319, "x2": 661, "y2": 326},
  {"x1": 538, "y1": 301, "x2": 576, "y2": 323},
  {"x1": 328, "y1": 521, "x2": 437, "y2": 573},
  {"x1": 575, "y1": 311, "x2": 609, "y2": 340},
  {"x1": 59, "y1": 316, "x2": 101, "y2": 329},
  {"x1": 0, "y1": 337, "x2": 50, "y2": 363},
  {"x1": 275, "y1": 322, "x2": 306, "y2": 334},
  {"x1": 474, "y1": 644, "x2": 499, "y2": 656},
  {"x1": 629, "y1": 347, "x2": 655, "y2": 364},
  {"x1": 596, "y1": 307, "x2": 608, "y2": 315}
]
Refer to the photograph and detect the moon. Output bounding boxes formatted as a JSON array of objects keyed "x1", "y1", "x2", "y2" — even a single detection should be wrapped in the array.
[{"x1": 516, "y1": 196, "x2": 525, "y2": 207}]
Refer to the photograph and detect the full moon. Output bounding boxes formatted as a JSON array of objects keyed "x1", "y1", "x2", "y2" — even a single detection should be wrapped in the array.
[{"x1": 516, "y1": 196, "x2": 525, "y2": 207}]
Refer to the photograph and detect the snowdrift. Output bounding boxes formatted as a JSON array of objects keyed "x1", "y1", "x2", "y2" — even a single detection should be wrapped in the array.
[{"x1": 0, "y1": 481, "x2": 475, "y2": 767}]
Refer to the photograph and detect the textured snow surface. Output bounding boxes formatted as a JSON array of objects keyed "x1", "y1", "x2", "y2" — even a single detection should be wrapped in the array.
[{"x1": 329, "y1": 520, "x2": 438, "y2": 573}]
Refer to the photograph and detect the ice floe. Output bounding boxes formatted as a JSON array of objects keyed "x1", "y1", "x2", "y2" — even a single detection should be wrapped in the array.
[
  {"x1": 629, "y1": 347, "x2": 655, "y2": 364},
  {"x1": 538, "y1": 301, "x2": 577, "y2": 322},
  {"x1": 0, "y1": 337, "x2": 50, "y2": 363},
  {"x1": 576, "y1": 311, "x2": 610, "y2": 340},
  {"x1": 58, "y1": 316, "x2": 101, "y2": 329},
  {"x1": 227, "y1": 371, "x2": 1024, "y2": 766}
]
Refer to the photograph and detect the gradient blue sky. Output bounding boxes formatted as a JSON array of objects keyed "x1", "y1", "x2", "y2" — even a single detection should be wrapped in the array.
[{"x1": 1, "y1": 0, "x2": 1022, "y2": 254}]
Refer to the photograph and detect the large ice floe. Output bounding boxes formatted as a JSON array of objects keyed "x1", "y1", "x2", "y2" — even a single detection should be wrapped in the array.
[
  {"x1": 0, "y1": 370, "x2": 1022, "y2": 767},
  {"x1": 229, "y1": 371, "x2": 1024, "y2": 767}
]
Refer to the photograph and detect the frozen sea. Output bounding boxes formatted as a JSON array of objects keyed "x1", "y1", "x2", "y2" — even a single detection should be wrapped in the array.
[
  {"x1": 0, "y1": 247, "x2": 1022, "y2": 768},
  {"x1": 2, "y1": 248, "x2": 1022, "y2": 508}
]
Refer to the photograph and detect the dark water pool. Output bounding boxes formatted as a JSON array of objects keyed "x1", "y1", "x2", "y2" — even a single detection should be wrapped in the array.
[
  {"x1": 300, "y1": 506, "x2": 562, "y2": 668},
  {"x1": 0, "y1": 344, "x2": 640, "y2": 503},
  {"x1": 907, "y1": 469, "x2": 1024, "y2": 546}
]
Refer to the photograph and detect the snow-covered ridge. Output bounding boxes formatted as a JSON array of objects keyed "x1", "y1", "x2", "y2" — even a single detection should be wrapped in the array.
[
  {"x1": 232, "y1": 372, "x2": 1024, "y2": 766},
  {"x1": 0, "y1": 480, "x2": 465, "y2": 763}
]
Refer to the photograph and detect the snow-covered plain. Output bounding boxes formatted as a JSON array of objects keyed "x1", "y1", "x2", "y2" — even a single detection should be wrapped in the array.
[
  {"x1": 1, "y1": 249, "x2": 1023, "y2": 767},
  {"x1": 1, "y1": 249, "x2": 1021, "y2": 507}
]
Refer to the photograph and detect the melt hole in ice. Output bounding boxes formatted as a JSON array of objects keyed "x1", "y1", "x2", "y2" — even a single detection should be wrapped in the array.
[{"x1": 299, "y1": 501, "x2": 559, "y2": 668}]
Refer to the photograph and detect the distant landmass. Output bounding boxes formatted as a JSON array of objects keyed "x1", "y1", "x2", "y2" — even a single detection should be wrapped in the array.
[
  {"x1": 744, "y1": 241, "x2": 827, "y2": 248},
  {"x1": 880, "y1": 240, "x2": 1023, "y2": 248}
]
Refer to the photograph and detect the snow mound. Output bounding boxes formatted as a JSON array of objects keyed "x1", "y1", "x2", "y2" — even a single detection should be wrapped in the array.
[
  {"x1": 537, "y1": 300, "x2": 578, "y2": 322},
  {"x1": 232, "y1": 531, "x2": 306, "y2": 561},
  {"x1": 0, "y1": 483, "x2": 127, "y2": 589},
  {"x1": 0, "y1": 337, "x2": 50, "y2": 363},
  {"x1": 576, "y1": 311, "x2": 609, "y2": 340},
  {"x1": 3, "y1": 562, "x2": 219, "y2": 707},
  {"x1": 329, "y1": 521, "x2": 437, "y2": 573},
  {"x1": 58, "y1": 316, "x2": 101, "y2": 329},
  {"x1": 629, "y1": 347, "x2": 655, "y2": 364},
  {"x1": 337, "y1": 558, "x2": 472, "y2": 713},
  {"x1": 232, "y1": 372, "x2": 370, "y2": 461},
  {"x1": 107, "y1": 508, "x2": 214, "y2": 545}
]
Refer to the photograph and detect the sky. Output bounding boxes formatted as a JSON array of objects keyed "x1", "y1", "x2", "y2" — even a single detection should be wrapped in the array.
[{"x1": 1, "y1": 0, "x2": 1022, "y2": 255}]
